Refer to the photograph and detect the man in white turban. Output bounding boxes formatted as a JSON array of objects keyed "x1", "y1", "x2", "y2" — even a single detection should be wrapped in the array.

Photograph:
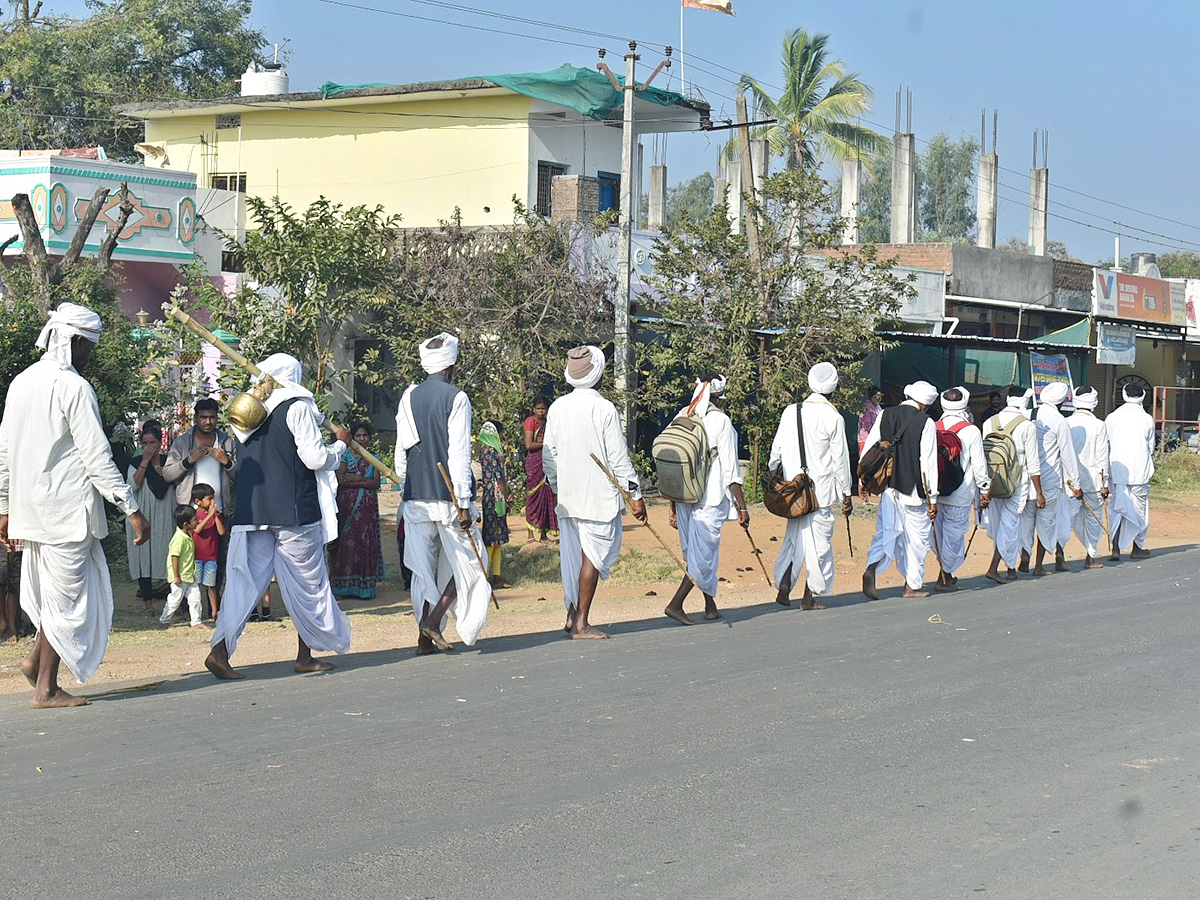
[
  {"x1": 395, "y1": 333, "x2": 492, "y2": 655},
  {"x1": 205, "y1": 353, "x2": 353, "y2": 679},
  {"x1": 861, "y1": 381, "x2": 940, "y2": 599},
  {"x1": 1019, "y1": 381, "x2": 1082, "y2": 576},
  {"x1": 662, "y1": 374, "x2": 748, "y2": 625},
  {"x1": 1064, "y1": 385, "x2": 1109, "y2": 568},
  {"x1": 932, "y1": 387, "x2": 990, "y2": 592},
  {"x1": 543, "y1": 345, "x2": 647, "y2": 638},
  {"x1": 983, "y1": 386, "x2": 1043, "y2": 582},
  {"x1": 1105, "y1": 383, "x2": 1155, "y2": 560},
  {"x1": 769, "y1": 362, "x2": 852, "y2": 609},
  {"x1": 0, "y1": 303, "x2": 148, "y2": 707}
]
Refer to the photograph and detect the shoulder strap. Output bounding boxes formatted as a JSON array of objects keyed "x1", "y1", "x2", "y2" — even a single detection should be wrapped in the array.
[
  {"x1": 997, "y1": 413, "x2": 1021, "y2": 437},
  {"x1": 949, "y1": 420, "x2": 970, "y2": 435},
  {"x1": 796, "y1": 402, "x2": 808, "y2": 471}
]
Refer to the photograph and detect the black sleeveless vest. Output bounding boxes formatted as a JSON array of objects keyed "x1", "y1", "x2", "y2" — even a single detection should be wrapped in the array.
[
  {"x1": 231, "y1": 397, "x2": 321, "y2": 528},
  {"x1": 880, "y1": 403, "x2": 928, "y2": 498},
  {"x1": 403, "y1": 375, "x2": 469, "y2": 503}
]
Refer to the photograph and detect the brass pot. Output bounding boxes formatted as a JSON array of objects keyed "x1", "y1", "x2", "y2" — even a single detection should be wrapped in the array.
[{"x1": 227, "y1": 373, "x2": 277, "y2": 431}]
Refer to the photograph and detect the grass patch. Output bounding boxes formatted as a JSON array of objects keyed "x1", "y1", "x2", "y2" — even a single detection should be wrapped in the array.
[
  {"x1": 1151, "y1": 450, "x2": 1200, "y2": 502},
  {"x1": 609, "y1": 547, "x2": 682, "y2": 584},
  {"x1": 498, "y1": 542, "x2": 682, "y2": 588}
]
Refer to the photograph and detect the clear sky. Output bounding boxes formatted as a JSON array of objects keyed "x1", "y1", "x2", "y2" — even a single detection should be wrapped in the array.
[{"x1": 49, "y1": 1, "x2": 1200, "y2": 263}]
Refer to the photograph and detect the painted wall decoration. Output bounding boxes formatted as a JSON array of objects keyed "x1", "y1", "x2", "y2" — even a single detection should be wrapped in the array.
[
  {"x1": 178, "y1": 196, "x2": 196, "y2": 244},
  {"x1": 74, "y1": 189, "x2": 172, "y2": 240},
  {"x1": 30, "y1": 184, "x2": 49, "y2": 227},
  {"x1": 49, "y1": 183, "x2": 69, "y2": 233}
]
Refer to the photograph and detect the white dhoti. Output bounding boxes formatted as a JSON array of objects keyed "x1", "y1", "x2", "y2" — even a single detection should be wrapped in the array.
[
  {"x1": 866, "y1": 489, "x2": 931, "y2": 591},
  {"x1": 558, "y1": 515, "x2": 622, "y2": 610},
  {"x1": 774, "y1": 506, "x2": 837, "y2": 596},
  {"x1": 403, "y1": 505, "x2": 490, "y2": 646},
  {"x1": 934, "y1": 503, "x2": 971, "y2": 574},
  {"x1": 1071, "y1": 491, "x2": 1104, "y2": 557},
  {"x1": 21, "y1": 537, "x2": 113, "y2": 684},
  {"x1": 676, "y1": 498, "x2": 728, "y2": 597},
  {"x1": 215, "y1": 524, "x2": 352, "y2": 658},
  {"x1": 1109, "y1": 483, "x2": 1150, "y2": 550},
  {"x1": 1020, "y1": 481, "x2": 1060, "y2": 554},
  {"x1": 983, "y1": 493, "x2": 1026, "y2": 569},
  {"x1": 1057, "y1": 492, "x2": 1080, "y2": 550}
]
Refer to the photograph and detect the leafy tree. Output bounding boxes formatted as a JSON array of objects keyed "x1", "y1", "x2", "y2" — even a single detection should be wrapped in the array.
[
  {"x1": 0, "y1": 0, "x2": 267, "y2": 158},
  {"x1": 1000, "y1": 236, "x2": 1077, "y2": 261},
  {"x1": 737, "y1": 28, "x2": 885, "y2": 171},
  {"x1": 637, "y1": 168, "x2": 915, "y2": 475},
  {"x1": 1156, "y1": 251, "x2": 1200, "y2": 278},
  {"x1": 852, "y1": 149, "x2": 891, "y2": 244},
  {"x1": 918, "y1": 132, "x2": 978, "y2": 242},
  {"x1": 665, "y1": 172, "x2": 714, "y2": 232}
]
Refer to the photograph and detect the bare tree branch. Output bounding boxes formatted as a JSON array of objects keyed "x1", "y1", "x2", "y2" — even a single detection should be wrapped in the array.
[
  {"x1": 96, "y1": 183, "x2": 134, "y2": 270},
  {"x1": 10, "y1": 193, "x2": 52, "y2": 313},
  {"x1": 60, "y1": 184, "x2": 111, "y2": 271}
]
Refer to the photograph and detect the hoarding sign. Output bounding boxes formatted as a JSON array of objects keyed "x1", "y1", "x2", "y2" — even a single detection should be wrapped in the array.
[
  {"x1": 1030, "y1": 351, "x2": 1074, "y2": 400},
  {"x1": 1096, "y1": 321, "x2": 1136, "y2": 366},
  {"x1": 1092, "y1": 269, "x2": 1184, "y2": 326}
]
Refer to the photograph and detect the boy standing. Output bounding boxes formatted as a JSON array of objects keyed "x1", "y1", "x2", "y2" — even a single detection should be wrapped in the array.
[
  {"x1": 191, "y1": 485, "x2": 225, "y2": 621},
  {"x1": 161, "y1": 505, "x2": 209, "y2": 630}
]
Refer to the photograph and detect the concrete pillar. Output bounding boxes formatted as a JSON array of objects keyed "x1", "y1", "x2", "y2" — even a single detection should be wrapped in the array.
[
  {"x1": 550, "y1": 175, "x2": 601, "y2": 224},
  {"x1": 723, "y1": 150, "x2": 743, "y2": 235},
  {"x1": 840, "y1": 157, "x2": 862, "y2": 245},
  {"x1": 890, "y1": 132, "x2": 917, "y2": 243},
  {"x1": 1029, "y1": 166, "x2": 1048, "y2": 255},
  {"x1": 647, "y1": 164, "x2": 667, "y2": 231},
  {"x1": 750, "y1": 139, "x2": 769, "y2": 202},
  {"x1": 634, "y1": 143, "x2": 644, "y2": 230},
  {"x1": 977, "y1": 151, "x2": 998, "y2": 248}
]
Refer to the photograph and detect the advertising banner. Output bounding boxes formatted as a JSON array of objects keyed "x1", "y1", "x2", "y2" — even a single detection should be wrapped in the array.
[
  {"x1": 1092, "y1": 269, "x2": 1185, "y2": 326},
  {"x1": 1186, "y1": 279, "x2": 1200, "y2": 340},
  {"x1": 1096, "y1": 322, "x2": 1137, "y2": 366},
  {"x1": 1030, "y1": 351, "x2": 1074, "y2": 400}
]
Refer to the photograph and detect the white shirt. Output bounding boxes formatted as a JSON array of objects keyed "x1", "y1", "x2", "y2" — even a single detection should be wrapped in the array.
[
  {"x1": 768, "y1": 395, "x2": 851, "y2": 508},
  {"x1": 193, "y1": 453, "x2": 223, "y2": 510},
  {"x1": 862, "y1": 401, "x2": 939, "y2": 506},
  {"x1": 1032, "y1": 403, "x2": 1080, "y2": 491},
  {"x1": 937, "y1": 413, "x2": 991, "y2": 507},
  {"x1": 543, "y1": 387, "x2": 642, "y2": 521},
  {"x1": 988, "y1": 406, "x2": 1041, "y2": 499},
  {"x1": 0, "y1": 357, "x2": 138, "y2": 542},
  {"x1": 1067, "y1": 411, "x2": 1109, "y2": 494},
  {"x1": 394, "y1": 388, "x2": 474, "y2": 508},
  {"x1": 1106, "y1": 400, "x2": 1156, "y2": 485}
]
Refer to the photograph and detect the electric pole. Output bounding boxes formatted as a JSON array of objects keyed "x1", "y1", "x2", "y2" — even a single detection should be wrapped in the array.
[{"x1": 597, "y1": 42, "x2": 672, "y2": 446}]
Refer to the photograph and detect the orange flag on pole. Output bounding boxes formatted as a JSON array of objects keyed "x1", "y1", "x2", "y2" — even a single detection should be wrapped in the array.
[{"x1": 682, "y1": 0, "x2": 735, "y2": 13}]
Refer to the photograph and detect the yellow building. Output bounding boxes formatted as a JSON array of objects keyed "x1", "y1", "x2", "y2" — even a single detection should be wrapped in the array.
[{"x1": 119, "y1": 65, "x2": 709, "y2": 228}]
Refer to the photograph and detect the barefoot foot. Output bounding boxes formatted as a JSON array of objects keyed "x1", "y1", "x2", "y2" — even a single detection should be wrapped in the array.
[
  {"x1": 31, "y1": 689, "x2": 90, "y2": 709},
  {"x1": 902, "y1": 588, "x2": 931, "y2": 598},
  {"x1": 19, "y1": 658, "x2": 37, "y2": 687},
  {"x1": 985, "y1": 571, "x2": 1007, "y2": 585},
  {"x1": 933, "y1": 581, "x2": 959, "y2": 592},
  {"x1": 204, "y1": 652, "x2": 245, "y2": 680},
  {"x1": 1084, "y1": 559, "x2": 1105, "y2": 569},
  {"x1": 663, "y1": 606, "x2": 695, "y2": 626},
  {"x1": 1031, "y1": 567, "x2": 1049, "y2": 577},
  {"x1": 570, "y1": 624, "x2": 609, "y2": 640},
  {"x1": 703, "y1": 608, "x2": 722, "y2": 620},
  {"x1": 418, "y1": 625, "x2": 454, "y2": 652},
  {"x1": 294, "y1": 658, "x2": 335, "y2": 674},
  {"x1": 862, "y1": 571, "x2": 880, "y2": 601},
  {"x1": 799, "y1": 600, "x2": 828, "y2": 610}
]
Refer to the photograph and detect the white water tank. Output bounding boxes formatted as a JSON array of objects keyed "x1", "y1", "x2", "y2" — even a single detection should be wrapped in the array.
[{"x1": 240, "y1": 61, "x2": 289, "y2": 97}]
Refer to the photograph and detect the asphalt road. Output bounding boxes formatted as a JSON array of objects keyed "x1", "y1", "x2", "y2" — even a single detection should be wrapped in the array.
[{"x1": 2, "y1": 547, "x2": 1198, "y2": 900}]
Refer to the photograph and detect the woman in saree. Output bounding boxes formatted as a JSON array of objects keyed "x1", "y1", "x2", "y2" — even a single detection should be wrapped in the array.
[
  {"x1": 126, "y1": 420, "x2": 176, "y2": 615},
  {"x1": 330, "y1": 421, "x2": 385, "y2": 599},
  {"x1": 523, "y1": 397, "x2": 558, "y2": 542}
]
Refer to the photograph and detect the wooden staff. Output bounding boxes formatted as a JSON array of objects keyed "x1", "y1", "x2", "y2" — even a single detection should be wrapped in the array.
[
  {"x1": 437, "y1": 462, "x2": 499, "y2": 609},
  {"x1": 844, "y1": 507, "x2": 855, "y2": 558},
  {"x1": 589, "y1": 453, "x2": 689, "y2": 578},
  {"x1": 923, "y1": 474, "x2": 945, "y2": 575},
  {"x1": 167, "y1": 306, "x2": 400, "y2": 486},
  {"x1": 742, "y1": 524, "x2": 773, "y2": 586},
  {"x1": 1063, "y1": 468, "x2": 1110, "y2": 542}
]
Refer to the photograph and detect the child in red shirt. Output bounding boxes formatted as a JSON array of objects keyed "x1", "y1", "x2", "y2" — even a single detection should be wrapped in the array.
[{"x1": 191, "y1": 484, "x2": 226, "y2": 621}]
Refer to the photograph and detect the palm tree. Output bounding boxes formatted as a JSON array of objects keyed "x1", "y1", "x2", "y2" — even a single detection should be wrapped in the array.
[{"x1": 737, "y1": 28, "x2": 885, "y2": 170}]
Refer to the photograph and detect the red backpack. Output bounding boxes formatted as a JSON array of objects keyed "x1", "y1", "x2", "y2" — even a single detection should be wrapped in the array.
[{"x1": 935, "y1": 419, "x2": 969, "y2": 496}]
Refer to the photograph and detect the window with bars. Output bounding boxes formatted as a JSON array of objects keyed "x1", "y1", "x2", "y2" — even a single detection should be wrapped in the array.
[
  {"x1": 210, "y1": 173, "x2": 247, "y2": 192},
  {"x1": 536, "y1": 161, "x2": 567, "y2": 217},
  {"x1": 216, "y1": 114, "x2": 241, "y2": 130}
]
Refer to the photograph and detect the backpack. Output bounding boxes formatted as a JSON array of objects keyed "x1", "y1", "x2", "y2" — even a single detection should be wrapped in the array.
[
  {"x1": 652, "y1": 399, "x2": 715, "y2": 504},
  {"x1": 982, "y1": 415, "x2": 1025, "y2": 499},
  {"x1": 857, "y1": 408, "x2": 919, "y2": 495},
  {"x1": 935, "y1": 419, "x2": 969, "y2": 496}
]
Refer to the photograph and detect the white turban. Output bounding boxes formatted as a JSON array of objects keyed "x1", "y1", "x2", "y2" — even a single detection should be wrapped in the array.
[
  {"x1": 1122, "y1": 385, "x2": 1145, "y2": 405},
  {"x1": 685, "y1": 375, "x2": 728, "y2": 418},
  {"x1": 231, "y1": 352, "x2": 322, "y2": 444},
  {"x1": 709, "y1": 374, "x2": 728, "y2": 394},
  {"x1": 904, "y1": 380, "x2": 938, "y2": 406},
  {"x1": 1074, "y1": 386, "x2": 1099, "y2": 411},
  {"x1": 420, "y1": 333, "x2": 459, "y2": 374},
  {"x1": 1040, "y1": 382, "x2": 1069, "y2": 406},
  {"x1": 940, "y1": 386, "x2": 970, "y2": 413},
  {"x1": 1006, "y1": 388, "x2": 1033, "y2": 409},
  {"x1": 36, "y1": 302, "x2": 103, "y2": 370},
  {"x1": 565, "y1": 345, "x2": 605, "y2": 389},
  {"x1": 808, "y1": 362, "x2": 839, "y2": 395}
]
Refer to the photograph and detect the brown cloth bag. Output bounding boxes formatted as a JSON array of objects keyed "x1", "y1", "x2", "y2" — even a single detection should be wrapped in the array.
[{"x1": 763, "y1": 403, "x2": 819, "y2": 519}]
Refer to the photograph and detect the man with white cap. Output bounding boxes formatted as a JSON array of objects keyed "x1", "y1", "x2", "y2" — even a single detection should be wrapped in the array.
[
  {"x1": 932, "y1": 387, "x2": 991, "y2": 592},
  {"x1": 0, "y1": 303, "x2": 149, "y2": 707},
  {"x1": 394, "y1": 333, "x2": 491, "y2": 655},
  {"x1": 770, "y1": 361, "x2": 852, "y2": 609},
  {"x1": 663, "y1": 374, "x2": 748, "y2": 625},
  {"x1": 543, "y1": 345, "x2": 647, "y2": 639},
  {"x1": 861, "y1": 380, "x2": 940, "y2": 599},
  {"x1": 983, "y1": 386, "x2": 1043, "y2": 582},
  {"x1": 1065, "y1": 385, "x2": 1109, "y2": 568},
  {"x1": 1106, "y1": 383, "x2": 1155, "y2": 560},
  {"x1": 1020, "y1": 381, "x2": 1082, "y2": 576},
  {"x1": 205, "y1": 353, "x2": 353, "y2": 679}
]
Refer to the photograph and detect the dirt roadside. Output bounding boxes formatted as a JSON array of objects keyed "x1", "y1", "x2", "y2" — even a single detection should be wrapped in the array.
[{"x1": 2, "y1": 487, "x2": 1195, "y2": 696}]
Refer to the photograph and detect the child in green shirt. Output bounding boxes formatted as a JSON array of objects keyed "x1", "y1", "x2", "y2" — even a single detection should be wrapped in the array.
[{"x1": 160, "y1": 505, "x2": 209, "y2": 630}]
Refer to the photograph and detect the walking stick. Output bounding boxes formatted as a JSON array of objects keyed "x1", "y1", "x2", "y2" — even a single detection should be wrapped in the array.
[
  {"x1": 844, "y1": 508, "x2": 855, "y2": 558},
  {"x1": 742, "y1": 525, "x2": 773, "y2": 586},
  {"x1": 1063, "y1": 469, "x2": 1111, "y2": 542},
  {"x1": 437, "y1": 462, "x2": 499, "y2": 608},
  {"x1": 922, "y1": 475, "x2": 945, "y2": 577},
  {"x1": 168, "y1": 307, "x2": 401, "y2": 486},
  {"x1": 589, "y1": 453, "x2": 689, "y2": 579}
]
